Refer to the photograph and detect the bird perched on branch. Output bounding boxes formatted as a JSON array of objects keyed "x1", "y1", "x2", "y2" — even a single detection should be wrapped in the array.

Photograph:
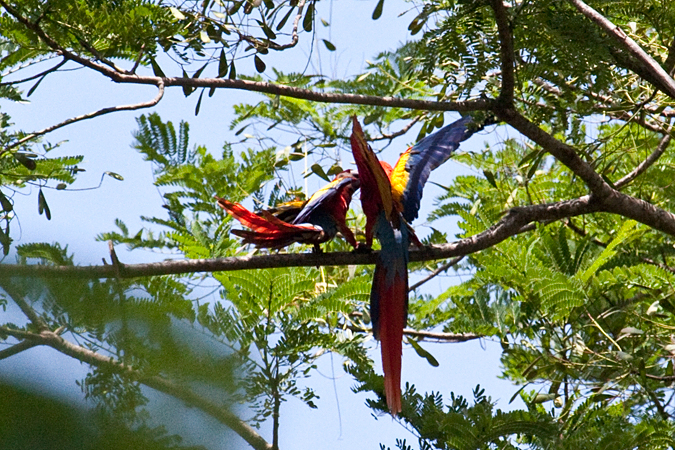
[
  {"x1": 217, "y1": 170, "x2": 361, "y2": 252},
  {"x1": 350, "y1": 115, "x2": 482, "y2": 414}
]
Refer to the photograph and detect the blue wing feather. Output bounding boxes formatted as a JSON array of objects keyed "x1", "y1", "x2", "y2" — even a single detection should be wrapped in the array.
[
  {"x1": 292, "y1": 176, "x2": 354, "y2": 225},
  {"x1": 400, "y1": 116, "x2": 478, "y2": 222}
]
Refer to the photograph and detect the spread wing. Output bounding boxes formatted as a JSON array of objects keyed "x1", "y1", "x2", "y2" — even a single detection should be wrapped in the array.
[{"x1": 390, "y1": 116, "x2": 478, "y2": 223}]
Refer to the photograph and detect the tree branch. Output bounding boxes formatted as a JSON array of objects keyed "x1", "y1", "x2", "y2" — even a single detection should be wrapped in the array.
[
  {"x1": 403, "y1": 328, "x2": 481, "y2": 343},
  {"x1": 0, "y1": 58, "x2": 67, "y2": 86},
  {"x1": 409, "y1": 256, "x2": 464, "y2": 292},
  {"x1": 2, "y1": 285, "x2": 49, "y2": 331},
  {"x1": 497, "y1": 107, "x2": 613, "y2": 196},
  {"x1": 0, "y1": 326, "x2": 274, "y2": 450},
  {"x1": 0, "y1": 339, "x2": 39, "y2": 361},
  {"x1": 490, "y1": 0, "x2": 515, "y2": 105},
  {"x1": 614, "y1": 130, "x2": 672, "y2": 189},
  {"x1": 1, "y1": 80, "x2": 165, "y2": 155},
  {"x1": 566, "y1": 0, "x2": 675, "y2": 99},
  {"x1": 0, "y1": 196, "x2": 602, "y2": 279}
]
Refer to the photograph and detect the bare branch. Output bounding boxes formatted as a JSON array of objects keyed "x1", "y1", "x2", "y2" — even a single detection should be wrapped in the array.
[
  {"x1": 0, "y1": 339, "x2": 39, "y2": 361},
  {"x1": 615, "y1": 131, "x2": 672, "y2": 189},
  {"x1": 409, "y1": 256, "x2": 464, "y2": 292},
  {"x1": 0, "y1": 195, "x2": 602, "y2": 279},
  {"x1": 1, "y1": 80, "x2": 165, "y2": 155},
  {"x1": 2, "y1": 285, "x2": 48, "y2": 331},
  {"x1": 0, "y1": 58, "x2": 67, "y2": 86},
  {"x1": 371, "y1": 116, "x2": 422, "y2": 142},
  {"x1": 567, "y1": 0, "x2": 675, "y2": 99},
  {"x1": 403, "y1": 328, "x2": 481, "y2": 343}
]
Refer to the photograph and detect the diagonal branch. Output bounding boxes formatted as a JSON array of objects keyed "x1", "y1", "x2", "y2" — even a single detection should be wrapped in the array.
[
  {"x1": 567, "y1": 0, "x2": 675, "y2": 99},
  {"x1": 1, "y1": 80, "x2": 164, "y2": 155},
  {"x1": 497, "y1": 107, "x2": 613, "y2": 196},
  {"x1": 614, "y1": 130, "x2": 672, "y2": 189},
  {"x1": 0, "y1": 339, "x2": 39, "y2": 361},
  {"x1": 0, "y1": 326, "x2": 273, "y2": 450},
  {"x1": 409, "y1": 256, "x2": 464, "y2": 292}
]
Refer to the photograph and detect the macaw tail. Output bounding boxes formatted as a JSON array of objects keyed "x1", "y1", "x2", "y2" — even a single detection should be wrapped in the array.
[
  {"x1": 372, "y1": 261, "x2": 407, "y2": 415},
  {"x1": 371, "y1": 217, "x2": 409, "y2": 415},
  {"x1": 216, "y1": 197, "x2": 323, "y2": 248}
]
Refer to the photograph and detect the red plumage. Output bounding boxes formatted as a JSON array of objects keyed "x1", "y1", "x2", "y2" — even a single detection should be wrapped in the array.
[{"x1": 217, "y1": 171, "x2": 360, "y2": 251}]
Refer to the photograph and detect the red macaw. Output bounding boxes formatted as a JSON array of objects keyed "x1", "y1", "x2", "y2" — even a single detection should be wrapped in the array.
[
  {"x1": 350, "y1": 115, "x2": 480, "y2": 414},
  {"x1": 216, "y1": 170, "x2": 360, "y2": 252}
]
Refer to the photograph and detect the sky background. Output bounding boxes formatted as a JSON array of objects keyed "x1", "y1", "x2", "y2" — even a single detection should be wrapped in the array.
[{"x1": 0, "y1": 1, "x2": 525, "y2": 449}]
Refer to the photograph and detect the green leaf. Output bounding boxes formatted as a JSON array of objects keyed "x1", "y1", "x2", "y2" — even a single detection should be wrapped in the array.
[
  {"x1": 0, "y1": 191, "x2": 12, "y2": 212},
  {"x1": 310, "y1": 163, "x2": 329, "y2": 181},
  {"x1": 105, "y1": 171, "x2": 124, "y2": 181},
  {"x1": 195, "y1": 89, "x2": 205, "y2": 116},
  {"x1": 14, "y1": 152, "x2": 37, "y2": 171},
  {"x1": 408, "y1": 339, "x2": 439, "y2": 367},
  {"x1": 169, "y1": 6, "x2": 186, "y2": 20},
  {"x1": 150, "y1": 58, "x2": 165, "y2": 78},
  {"x1": 322, "y1": 39, "x2": 336, "y2": 51},
  {"x1": 218, "y1": 50, "x2": 228, "y2": 77},
  {"x1": 303, "y1": 1, "x2": 314, "y2": 32},
  {"x1": 38, "y1": 189, "x2": 51, "y2": 220},
  {"x1": 372, "y1": 0, "x2": 384, "y2": 20},
  {"x1": 483, "y1": 169, "x2": 497, "y2": 188},
  {"x1": 254, "y1": 55, "x2": 266, "y2": 73}
]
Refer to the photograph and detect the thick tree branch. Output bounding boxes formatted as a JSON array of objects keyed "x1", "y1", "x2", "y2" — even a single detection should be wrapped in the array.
[
  {"x1": 0, "y1": 0, "x2": 491, "y2": 133},
  {"x1": 490, "y1": 0, "x2": 515, "y2": 105},
  {"x1": 614, "y1": 131, "x2": 672, "y2": 189},
  {"x1": 0, "y1": 326, "x2": 273, "y2": 450},
  {"x1": 497, "y1": 107, "x2": 613, "y2": 196},
  {"x1": 1, "y1": 80, "x2": 165, "y2": 155},
  {"x1": 0, "y1": 339, "x2": 39, "y2": 361},
  {"x1": 567, "y1": 0, "x2": 675, "y2": 99},
  {"x1": 0, "y1": 196, "x2": 602, "y2": 279}
]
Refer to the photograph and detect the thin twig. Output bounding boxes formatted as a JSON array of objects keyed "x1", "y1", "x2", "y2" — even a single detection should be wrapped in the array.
[
  {"x1": 0, "y1": 58, "x2": 67, "y2": 86},
  {"x1": 409, "y1": 256, "x2": 464, "y2": 292},
  {"x1": 402, "y1": 328, "x2": 481, "y2": 343},
  {"x1": 0, "y1": 80, "x2": 164, "y2": 155},
  {"x1": 371, "y1": 116, "x2": 422, "y2": 142},
  {"x1": 614, "y1": 131, "x2": 673, "y2": 189}
]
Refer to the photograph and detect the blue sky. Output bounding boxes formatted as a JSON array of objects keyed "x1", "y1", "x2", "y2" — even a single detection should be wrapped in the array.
[{"x1": 0, "y1": 1, "x2": 524, "y2": 448}]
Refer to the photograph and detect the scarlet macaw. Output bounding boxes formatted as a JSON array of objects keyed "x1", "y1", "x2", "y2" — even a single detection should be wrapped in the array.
[
  {"x1": 217, "y1": 170, "x2": 360, "y2": 252},
  {"x1": 350, "y1": 115, "x2": 479, "y2": 414}
]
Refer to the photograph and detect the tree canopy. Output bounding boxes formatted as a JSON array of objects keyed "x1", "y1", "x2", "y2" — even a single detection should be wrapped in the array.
[{"x1": 3, "y1": 0, "x2": 675, "y2": 448}]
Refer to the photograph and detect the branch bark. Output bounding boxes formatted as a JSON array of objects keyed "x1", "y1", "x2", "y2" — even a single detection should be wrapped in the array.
[
  {"x1": 1, "y1": 80, "x2": 165, "y2": 155},
  {"x1": 0, "y1": 196, "x2": 603, "y2": 279},
  {"x1": 0, "y1": 326, "x2": 273, "y2": 450},
  {"x1": 614, "y1": 130, "x2": 672, "y2": 189},
  {"x1": 567, "y1": 0, "x2": 675, "y2": 99}
]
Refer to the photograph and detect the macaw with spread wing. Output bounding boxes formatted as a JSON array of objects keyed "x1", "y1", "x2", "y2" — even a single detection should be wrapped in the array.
[
  {"x1": 217, "y1": 170, "x2": 360, "y2": 252},
  {"x1": 350, "y1": 115, "x2": 480, "y2": 415}
]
